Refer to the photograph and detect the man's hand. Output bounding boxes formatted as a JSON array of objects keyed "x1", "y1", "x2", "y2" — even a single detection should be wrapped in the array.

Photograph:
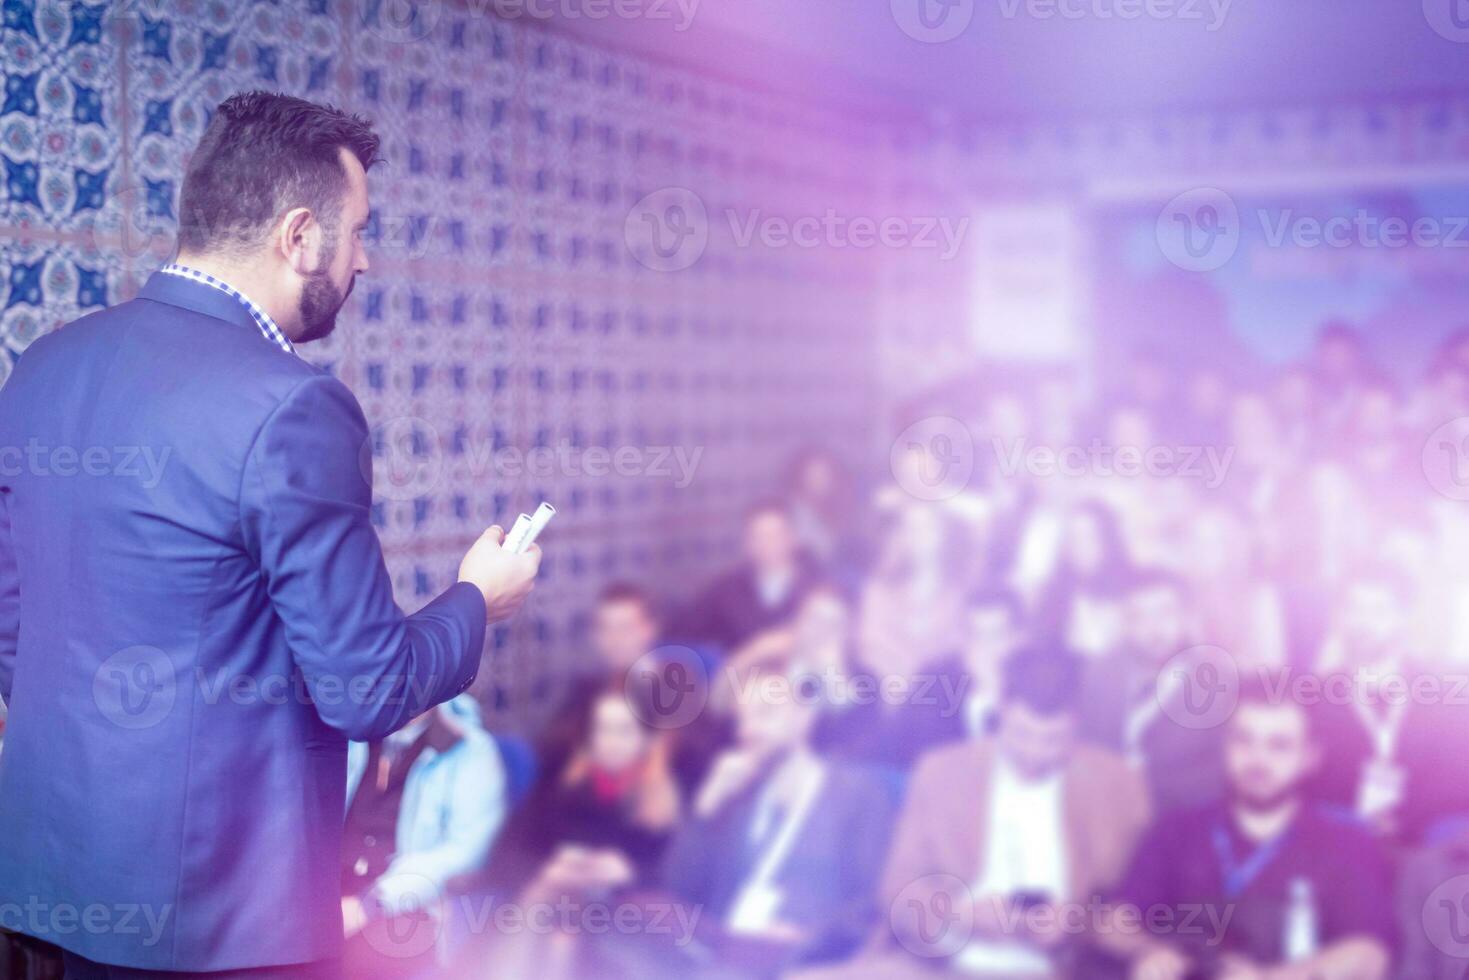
[{"x1": 458, "y1": 525, "x2": 541, "y2": 623}]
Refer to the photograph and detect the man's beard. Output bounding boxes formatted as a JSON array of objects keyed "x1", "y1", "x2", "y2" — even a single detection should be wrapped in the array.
[{"x1": 296, "y1": 262, "x2": 352, "y2": 344}]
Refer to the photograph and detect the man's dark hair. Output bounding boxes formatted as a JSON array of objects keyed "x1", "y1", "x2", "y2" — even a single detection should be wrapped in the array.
[
  {"x1": 966, "y1": 586, "x2": 1024, "y2": 624},
  {"x1": 1234, "y1": 669, "x2": 1316, "y2": 740},
  {"x1": 596, "y1": 582, "x2": 658, "y2": 621},
  {"x1": 177, "y1": 91, "x2": 382, "y2": 255},
  {"x1": 1001, "y1": 646, "x2": 1082, "y2": 717}
]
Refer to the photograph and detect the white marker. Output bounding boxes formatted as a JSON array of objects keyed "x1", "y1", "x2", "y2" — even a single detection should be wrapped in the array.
[
  {"x1": 514, "y1": 502, "x2": 556, "y2": 554},
  {"x1": 504, "y1": 513, "x2": 532, "y2": 551}
]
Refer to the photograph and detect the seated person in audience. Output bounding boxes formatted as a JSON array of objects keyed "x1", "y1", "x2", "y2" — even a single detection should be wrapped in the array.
[
  {"x1": 858, "y1": 504, "x2": 977, "y2": 679},
  {"x1": 489, "y1": 684, "x2": 679, "y2": 896},
  {"x1": 340, "y1": 694, "x2": 509, "y2": 980},
  {"x1": 1081, "y1": 569, "x2": 1227, "y2": 816},
  {"x1": 953, "y1": 586, "x2": 1029, "y2": 737},
  {"x1": 477, "y1": 684, "x2": 682, "y2": 978},
  {"x1": 658, "y1": 659, "x2": 896, "y2": 975},
  {"x1": 809, "y1": 586, "x2": 1021, "y2": 769},
  {"x1": 536, "y1": 581, "x2": 662, "y2": 778},
  {"x1": 674, "y1": 499, "x2": 822, "y2": 655},
  {"x1": 1033, "y1": 500, "x2": 1133, "y2": 660},
  {"x1": 802, "y1": 647, "x2": 1149, "y2": 980},
  {"x1": 783, "y1": 446, "x2": 864, "y2": 584},
  {"x1": 1100, "y1": 673, "x2": 1393, "y2": 980},
  {"x1": 1313, "y1": 567, "x2": 1469, "y2": 842}
]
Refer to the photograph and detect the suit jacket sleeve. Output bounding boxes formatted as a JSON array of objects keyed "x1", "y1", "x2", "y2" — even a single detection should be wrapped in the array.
[
  {"x1": 877, "y1": 752, "x2": 964, "y2": 957},
  {"x1": 240, "y1": 374, "x2": 486, "y2": 741},
  {"x1": 0, "y1": 489, "x2": 18, "y2": 705}
]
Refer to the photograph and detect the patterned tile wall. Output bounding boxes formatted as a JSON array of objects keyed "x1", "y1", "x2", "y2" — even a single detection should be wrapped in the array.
[{"x1": 0, "y1": 0, "x2": 884, "y2": 726}]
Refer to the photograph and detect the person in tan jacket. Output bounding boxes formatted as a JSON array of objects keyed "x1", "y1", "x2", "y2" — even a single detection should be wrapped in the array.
[{"x1": 794, "y1": 647, "x2": 1151, "y2": 980}]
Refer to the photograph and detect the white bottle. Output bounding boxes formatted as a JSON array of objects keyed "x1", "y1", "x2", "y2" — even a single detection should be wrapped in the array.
[{"x1": 1283, "y1": 876, "x2": 1319, "y2": 962}]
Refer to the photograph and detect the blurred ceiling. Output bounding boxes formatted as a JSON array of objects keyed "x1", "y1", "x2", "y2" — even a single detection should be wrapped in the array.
[{"x1": 529, "y1": 0, "x2": 1469, "y2": 119}]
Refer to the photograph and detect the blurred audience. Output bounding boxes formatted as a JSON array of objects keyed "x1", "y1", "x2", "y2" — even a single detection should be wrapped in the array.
[{"x1": 326, "y1": 316, "x2": 1469, "y2": 979}]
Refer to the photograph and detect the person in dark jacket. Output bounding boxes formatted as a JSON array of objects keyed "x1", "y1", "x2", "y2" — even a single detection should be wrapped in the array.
[
  {"x1": 659, "y1": 659, "x2": 896, "y2": 977},
  {"x1": 674, "y1": 500, "x2": 823, "y2": 655}
]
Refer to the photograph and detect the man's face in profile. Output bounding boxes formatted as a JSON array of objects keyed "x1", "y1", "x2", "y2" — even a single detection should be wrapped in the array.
[{"x1": 297, "y1": 146, "x2": 371, "y2": 343}]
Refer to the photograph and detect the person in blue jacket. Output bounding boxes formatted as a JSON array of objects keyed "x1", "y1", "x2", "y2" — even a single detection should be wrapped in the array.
[
  {"x1": 340, "y1": 695, "x2": 509, "y2": 978},
  {"x1": 0, "y1": 91, "x2": 541, "y2": 978}
]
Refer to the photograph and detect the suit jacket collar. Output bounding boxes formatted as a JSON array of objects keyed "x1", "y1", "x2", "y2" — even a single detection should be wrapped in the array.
[{"x1": 137, "y1": 270, "x2": 268, "y2": 341}]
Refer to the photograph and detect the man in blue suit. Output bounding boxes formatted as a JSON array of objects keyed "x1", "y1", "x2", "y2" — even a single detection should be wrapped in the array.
[{"x1": 0, "y1": 92, "x2": 541, "y2": 978}]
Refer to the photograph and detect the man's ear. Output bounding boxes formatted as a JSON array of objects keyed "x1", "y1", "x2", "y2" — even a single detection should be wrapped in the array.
[{"x1": 277, "y1": 206, "x2": 320, "y2": 274}]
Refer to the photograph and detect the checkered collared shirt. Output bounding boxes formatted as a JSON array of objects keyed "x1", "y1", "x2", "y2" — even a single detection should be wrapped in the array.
[{"x1": 159, "y1": 263, "x2": 296, "y2": 355}]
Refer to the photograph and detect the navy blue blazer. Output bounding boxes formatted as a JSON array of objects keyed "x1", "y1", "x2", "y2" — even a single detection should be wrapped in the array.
[{"x1": 0, "y1": 272, "x2": 487, "y2": 971}]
